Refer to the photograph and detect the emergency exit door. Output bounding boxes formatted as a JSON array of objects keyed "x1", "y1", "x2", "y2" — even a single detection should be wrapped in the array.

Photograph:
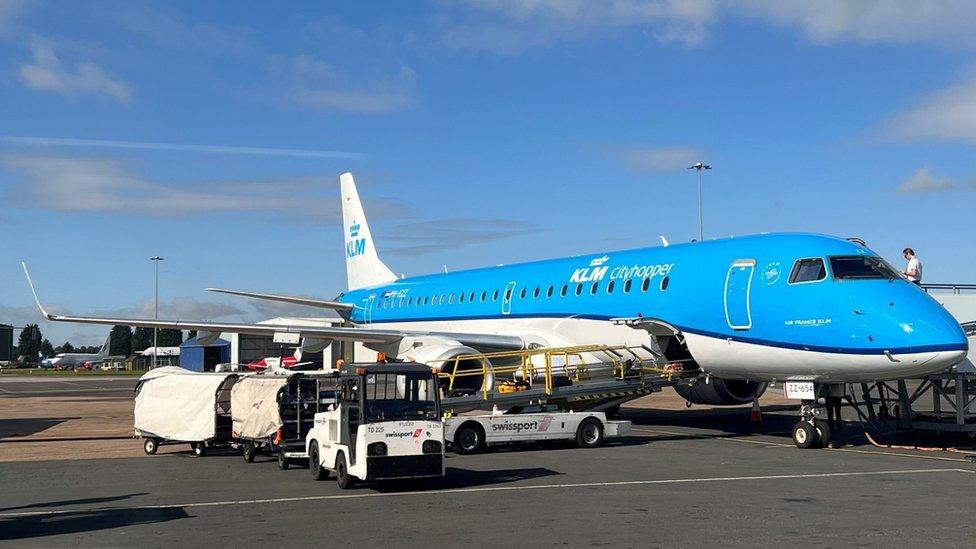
[{"x1": 724, "y1": 260, "x2": 755, "y2": 330}]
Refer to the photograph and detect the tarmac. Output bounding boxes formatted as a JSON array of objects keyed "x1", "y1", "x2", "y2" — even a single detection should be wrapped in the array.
[{"x1": 1, "y1": 375, "x2": 974, "y2": 547}]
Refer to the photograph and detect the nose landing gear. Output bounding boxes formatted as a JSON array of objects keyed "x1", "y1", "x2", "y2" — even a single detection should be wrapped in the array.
[{"x1": 791, "y1": 393, "x2": 844, "y2": 449}]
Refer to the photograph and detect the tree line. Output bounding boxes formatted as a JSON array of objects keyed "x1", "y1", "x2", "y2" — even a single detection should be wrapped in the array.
[{"x1": 14, "y1": 324, "x2": 193, "y2": 361}]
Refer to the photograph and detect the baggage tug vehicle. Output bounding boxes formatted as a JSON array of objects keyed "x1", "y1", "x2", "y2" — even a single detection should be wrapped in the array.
[{"x1": 306, "y1": 363, "x2": 444, "y2": 488}]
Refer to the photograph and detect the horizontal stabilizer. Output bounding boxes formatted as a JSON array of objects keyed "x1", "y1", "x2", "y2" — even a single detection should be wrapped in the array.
[{"x1": 206, "y1": 288, "x2": 354, "y2": 312}]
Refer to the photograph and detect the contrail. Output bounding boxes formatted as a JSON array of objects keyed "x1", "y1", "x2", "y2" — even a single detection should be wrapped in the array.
[{"x1": 0, "y1": 136, "x2": 365, "y2": 159}]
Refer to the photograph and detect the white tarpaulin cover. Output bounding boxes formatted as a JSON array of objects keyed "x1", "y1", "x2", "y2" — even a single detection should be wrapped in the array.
[
  {"x1": 231, "y1": 376, "x2": 290, "y2": 439},
  {"x1": 134, "y1": 367, "x2": 237, "y2": 441}
]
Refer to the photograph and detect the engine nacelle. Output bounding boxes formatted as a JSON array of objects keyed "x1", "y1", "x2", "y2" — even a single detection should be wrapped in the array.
[
  {"x1": 401, "y1": 343, "x2": 493, "y2": 394},
  {"x1": 674, "y1": 379, "x2": 767, "y2": 406}
]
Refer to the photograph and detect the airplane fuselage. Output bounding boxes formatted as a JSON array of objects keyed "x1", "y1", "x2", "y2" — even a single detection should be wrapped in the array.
[{"x1": 340, "y1": 233, "x2": 968, "y2": 383}]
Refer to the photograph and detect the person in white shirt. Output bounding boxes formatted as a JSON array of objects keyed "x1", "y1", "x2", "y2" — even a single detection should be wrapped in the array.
[{"x1": 902, "y1": 248, "x2": 922, "y2": 284}]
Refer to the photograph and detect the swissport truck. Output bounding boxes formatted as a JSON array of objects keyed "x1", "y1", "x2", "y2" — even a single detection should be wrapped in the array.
[
  {"x1": 305, "y1": 363, "x2": 444, "y2": 489},
  {"x1": 444, "y1": 410, "x2": 631, "y2": 454}
]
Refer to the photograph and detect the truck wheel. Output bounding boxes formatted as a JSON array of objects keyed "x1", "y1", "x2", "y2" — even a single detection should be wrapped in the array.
[
  {"x1": 143, "y1": 438, "x2": 158, "y2": 455},
  {"x1": 242, "y1": 442, "x2": 257, "y2": 463},
  {"x1": 191, "y1": 442, "x2": 206, "y2": 457},
  {"x1": 278, "y1": 450, "x2": 289, "y2": 470},
  {"x1": 309, "y1": 444, "x2": 327, "y2": 480},
  {"x1": 336, "y1": 453, "x2": 357, "y2": 489},
  {"x1": 454, "y1": 423, "x2": 484, "y2": 454},
  {"x1": 575, "y1": 418, "x2": 604, "y2": 448}
]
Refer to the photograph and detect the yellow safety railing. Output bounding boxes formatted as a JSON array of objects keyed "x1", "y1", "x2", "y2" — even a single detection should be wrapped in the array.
[{"x1": 428, "y1": 344, "x2": 684, "y2": 400}]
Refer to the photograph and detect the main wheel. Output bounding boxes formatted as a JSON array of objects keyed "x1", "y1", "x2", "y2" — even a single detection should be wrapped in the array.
[
  {"x1": 242, "y1": 442, "x2": 257, "y2": 463},
  {"x1": 278, "y1": 450, "x2": 289, "y2": 470},
  {"x1": 815, "y1": 420, "x2": 833, "y2": 449},
  {"x1": 453, "y1": 423, "x2": 484, "y2": 455},
  {"x1": 575, "y1": 418, "x2": 604, "y2": 448},
  {"x1": 309, "y1": 444, "x2": 327, "y2": 480},
  {"x1": 792, "y1": 421, "x2": 818, "y2": 449},
  {"x1": 143, "y1": 438, "x2": 158, "y2": 455},
  {"x1": 191, "y1": 442, "x2": 207, "y2": 457},
  {"x1": 336, "y1": 453, "x2": 357, "y2": 489}
]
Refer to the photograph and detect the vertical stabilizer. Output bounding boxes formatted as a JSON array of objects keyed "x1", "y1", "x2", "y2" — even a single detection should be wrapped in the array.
[
  {"x1": 339, "y1": 172, "x2": 396, "y2": 290},
  {"x1": 98, "y1": 333, "x2": 111, "y2": 357}
]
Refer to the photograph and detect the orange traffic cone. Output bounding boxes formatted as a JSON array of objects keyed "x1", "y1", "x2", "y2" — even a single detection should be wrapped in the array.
[{"x1": 750, "y1": 398, "x2": 762, "y2": 423}]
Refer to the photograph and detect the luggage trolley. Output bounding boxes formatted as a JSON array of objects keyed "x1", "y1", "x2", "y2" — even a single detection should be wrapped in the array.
[
  {"x1": 230, "y1": 372, "x2": 338, "y2": 466},
  {"x1": 134, "y1": 367, "x2": 240, "y2": 456}
]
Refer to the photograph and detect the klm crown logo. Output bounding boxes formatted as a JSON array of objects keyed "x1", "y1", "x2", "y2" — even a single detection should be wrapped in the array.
[{"x1": 349, "y1": 222, "x2": 361, "y2": 238}]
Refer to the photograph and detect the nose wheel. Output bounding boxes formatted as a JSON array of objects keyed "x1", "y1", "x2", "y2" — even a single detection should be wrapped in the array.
[{"x1": 791, "y1": 396, "x2": 843, "y2": 449}]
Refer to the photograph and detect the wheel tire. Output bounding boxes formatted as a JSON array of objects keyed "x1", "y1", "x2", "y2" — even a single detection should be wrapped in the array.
[
  {"x1": 336, "y1": 453, "x2": 357, "y2": 489},
  {"x1": 815, "y1": 420, "x2": 833, "y2": 449},
  {"x1": 191, "y1": 442, "x2": 206, "y2": 457},
  {"x1": 309, "y1": 444, "x2": 327, "y2": 480},
  {"x1": 792, "y1": 421, "x2": 818, "y2": 449},
  {"x1": 278, "y1": 450, "x2": 289, "y2": 470},
  {"x1": 242, "y1": 442, "x2": 257, "y2": 463},
  {"x1": 575, "y1": 418, "x2": 604, "y2": 448},
  {"x1": 453, "y1": 424, "x2": 484, "y2": 455},
  {"x1": 143, "y1": 438, "x2": 158, "y2": 455}
]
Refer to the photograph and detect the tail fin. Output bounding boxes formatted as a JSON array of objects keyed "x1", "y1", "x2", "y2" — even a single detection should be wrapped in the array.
[
  {"x1": 98, "y1": 333, "x2": 111, "y2": 357},
  {"x1": 340, "y1": 173, "x2": 396, "y2": 290}
]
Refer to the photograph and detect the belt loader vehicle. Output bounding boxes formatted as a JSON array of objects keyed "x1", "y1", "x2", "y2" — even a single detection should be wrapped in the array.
[{"x1": 306, "y1": 363, "x2": 444, "y2": 489}]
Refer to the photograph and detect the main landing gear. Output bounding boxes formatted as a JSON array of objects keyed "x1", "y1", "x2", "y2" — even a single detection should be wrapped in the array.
[{"x1": 791, "y1": 392, "x2": 845, "y2": 449}]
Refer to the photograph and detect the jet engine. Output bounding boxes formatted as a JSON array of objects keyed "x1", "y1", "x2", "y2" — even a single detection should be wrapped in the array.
[
  {"x1": 673, "y1": 379, "x2": 767, "y2": 406},
  {"x1": 401, "y1": 343, "x2": 493, "y2": 395}
]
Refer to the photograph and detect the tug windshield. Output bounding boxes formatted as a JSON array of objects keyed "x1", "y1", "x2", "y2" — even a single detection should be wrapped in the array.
[
  {"x1": 363, "y1": 373, "x2": 438, "y2": 421},
  {"x1": 829, "y1": 256, "x2": 900, "y2": 280}
]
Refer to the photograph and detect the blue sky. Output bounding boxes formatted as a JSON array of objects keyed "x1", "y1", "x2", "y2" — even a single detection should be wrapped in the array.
[{"x1": 2, "y1": 1, "x2": 975, "y2": 345}]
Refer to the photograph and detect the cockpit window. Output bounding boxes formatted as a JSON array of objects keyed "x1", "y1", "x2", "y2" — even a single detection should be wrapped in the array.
[
  {"x1": 789, "y1": 258, "x2": 826, "y2": 284},
  {"x1": 829, "y1": 256, "x2": 899, "y2": 280}
]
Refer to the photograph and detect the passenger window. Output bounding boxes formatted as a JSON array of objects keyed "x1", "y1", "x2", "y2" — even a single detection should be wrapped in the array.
[
  {"x1": 408, "y1": 297, "x2": 414, "y2": 306},
  {"x1": 494, "y1": 289, "x2": 500, "y2": 301},
  {"x1": 469, "y1": 291, "x2": 476, "y2": 302},
  {"x1": 533, "y1": 287, "x2": 540, "y2": 299},
  {"x1": 560, "y1": 285, "x2": 568, "y2": 297},
  {"x1": 575, "y1": 284, "x2": 583, "y2": 296},
  {"x1": 623, "y1": 279, "x2": 632, "y2": 293},
  {"x1": 448, "y1": 294, "x2": 454, "y2": 304},
  {"x1": 789, "y1": 258, "x2": 826, "y2": 284},
  {"x1": 504, "y1": 288, "x2": 512, "y2": 301},
  {"x1": 519, "y1": 288, "x2": 527, "y2": 299},
  {"x1": 439, "y1": 294, "x2": 445, "y2": 305},
  {"x1": 459, "y1": 292, "x2": 465, "y2": 303},
  {"x1": 480, "y1": 291, "x2": 487, "y2": 302},
  {"x1": 607, "y1": 280, "x2": 615, "y2": 294},
  {"x1": 590, "y1": 282, "x2": 599, "y2": 295},
  {"x1": 660, "y1": 276, "x2": 670, "y2": 291},
  {"x1": 641, "y1": 277, "x2": 650, "y2": 292},
  {"x1": 546, "y1": 285, "x2": 554, "y2": 298},
  {"x1": 378, "y1": 300, "x2": 385, "y2": 309}
]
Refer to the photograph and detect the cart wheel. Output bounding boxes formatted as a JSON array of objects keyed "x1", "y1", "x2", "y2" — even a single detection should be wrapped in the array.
[
  {"x1": 143, "y1": 438, "x2": 158, "y2": 455},
  {"x1": 453, "y1": 423, "x2": 484, "y2": 455},
  {"x1": 575, "y1": 418, "x2": 604, "y2": 448},
  {"x1": 242, "y1": 442, "x2": 257, "y2": 463},
  {"x1": 336, "y1": 452, "x2": 357, "y2": 490},
  {"x1": 191, "y1": 442, "x2": 207, "y2": 457},
  {"x1": 309, "y1": 443, "x2": 328, "y2": 481},
  {"x1": 278, "y1": 450, "x2": 289, "y2": 470}
]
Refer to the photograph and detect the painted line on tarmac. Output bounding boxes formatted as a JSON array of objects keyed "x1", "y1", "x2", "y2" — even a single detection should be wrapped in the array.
[
  {"x1": 633, "y1": 427, "x2": 976, "y2": 463},
  {"x1": 0, "y1": 388, "x2": 131, "y2": 395},
  {"x1": 0, "y1": 468, "x2": 970, "y2": 519}
]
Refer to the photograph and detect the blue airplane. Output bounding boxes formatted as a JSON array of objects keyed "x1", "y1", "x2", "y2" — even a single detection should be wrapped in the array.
[{"x1": 22, "y1": 173, "x2": 968, "y2": 449}]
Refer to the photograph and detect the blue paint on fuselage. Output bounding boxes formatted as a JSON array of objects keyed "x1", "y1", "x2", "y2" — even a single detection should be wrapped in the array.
[{"x1": 340, "y1": 233, "x2": 967, "y2": 356}]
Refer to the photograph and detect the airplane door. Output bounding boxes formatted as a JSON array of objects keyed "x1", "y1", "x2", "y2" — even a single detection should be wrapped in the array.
[
  {"x1": 363, "y1": 296, "x2": 374, "y2": 324},
  {"x1": 724, "y1": 260, "x2": 755, "y2": 330},
  {"x1": 502, "y1": 281, "x2": 516, "y2": 315}
]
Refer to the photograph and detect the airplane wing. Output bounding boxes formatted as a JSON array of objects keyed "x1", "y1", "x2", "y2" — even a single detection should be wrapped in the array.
[
  {"x1": 22, "y1": 263, "x2": 523, "y2": 350},
  {"x1": 205, "y1": 288, "x2": 355, "y2": 312}
]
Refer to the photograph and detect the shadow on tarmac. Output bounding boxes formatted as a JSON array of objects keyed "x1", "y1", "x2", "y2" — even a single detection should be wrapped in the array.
[
  {"x1": 0, "y1": 507, "x2": 189, "y2": 540},
  {"x1": 0, "y1": 493, "x2": 149, "y2": 513},
  {"x1": 0, "y1": 417, "x2": 81, "y2": 439},
  {"x1": 372, "y1": 466, "x2": 563, "y2": 492}
]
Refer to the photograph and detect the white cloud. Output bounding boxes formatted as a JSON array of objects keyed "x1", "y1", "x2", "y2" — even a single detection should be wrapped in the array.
[
  {"x1": 18, "y1": 38, "x2": 132, "y2": 102},
  {"x1": 733, "y1": 1, "x2": 976, "y2": 50},
  {"x1": 437, "y1": 0, "x2": 717, "y2": 54},
  {"x1": 383, "y1": 218, "x2": 536, "y2": 256},
  {"x1": 618, "y1": 147, "x2": 704, "y2": 172},
  {"x1": 894, "y1": 165, "x2": 959, "y2": 194},
  {"x1": 0, "y1": 136, "x2": 363, "y2": 160},
  {"x1": 881, "y1": 78, "x2": 976, "y2": 145},
  {"x1": 275, "y1": 55, "x2": 417, "y2": 114},
  {"x1": 0, "y1": 154, "x2": 408, "y2": 221}
]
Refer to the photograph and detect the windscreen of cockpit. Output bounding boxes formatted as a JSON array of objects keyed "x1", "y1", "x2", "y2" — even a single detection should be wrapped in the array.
[
  {"x1": 363, "y1": 373, "x2": 438, "y2": 421},
  {"x1": 829, "y1": 256, "x2": 900, "y2": 280}
]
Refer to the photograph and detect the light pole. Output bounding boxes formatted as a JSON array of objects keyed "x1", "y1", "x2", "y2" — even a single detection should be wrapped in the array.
[
  {"x1": 149, "y1": 256, "x2": 164, "y2": 368},
  {"x1": 687, "y1": 162, "x2": 711, "y2": 241}
]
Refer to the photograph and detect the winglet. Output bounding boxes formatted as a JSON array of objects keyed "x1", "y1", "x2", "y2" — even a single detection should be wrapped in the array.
[
  {"x1": 21, "y1": 261, "x2": 53, "y2": 319},
  {"x1": 660, "y1": 236, "x2": 670, "y2": 247}
]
